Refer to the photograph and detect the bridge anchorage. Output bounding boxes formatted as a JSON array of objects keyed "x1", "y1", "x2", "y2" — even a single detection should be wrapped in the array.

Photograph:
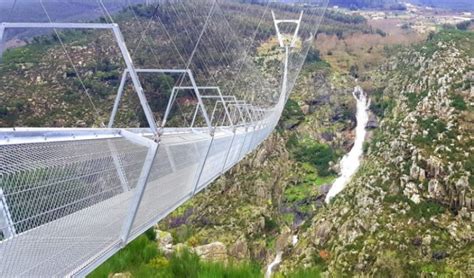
[{"x1": 0, "y1": 1, "x2": 328, "y2": 275}]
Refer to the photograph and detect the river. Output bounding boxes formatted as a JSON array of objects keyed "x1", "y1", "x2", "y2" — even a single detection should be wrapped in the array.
[
  {"x1": 265, "y1": 87, "x2": 369, "y2": 277},
  {"x1": 325, "y1": 86, "x2": 370, "y2": 203}
]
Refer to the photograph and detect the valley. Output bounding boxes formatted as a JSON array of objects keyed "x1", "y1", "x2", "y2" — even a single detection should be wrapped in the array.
[{"x1": 0, "y1": 1, "x2": 472, "y2": 277}]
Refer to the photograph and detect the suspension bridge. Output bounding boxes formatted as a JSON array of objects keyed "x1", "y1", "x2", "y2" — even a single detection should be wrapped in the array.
[{"x1": 0, "y1": 0, "x2": 328, "y2": 276}]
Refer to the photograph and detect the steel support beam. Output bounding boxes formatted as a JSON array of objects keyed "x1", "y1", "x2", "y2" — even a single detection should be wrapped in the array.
[
  {"x1": 107, "y1": 140, "x2": 130, "y2": 193},
  {"x1": 271, "y1": 11, "x2": 303, "y2": 48},
  {"x1": 0, "y1": 22, "x2": 158, "y2": 135},
  {"x1": 163, "y1": 86, "x2": 179, "y2": 129},
  {"x1": 0, "y1": 127, "x2": 122, "y2": 145},
  {"x1": 0, "y1": 24, "x2": 5, "y2": 60},
  {"x1": 221, "y1": 128, "x2": 237, "y2": 174},
  {"x1": 0, "y1": 188, "x2": 16, "y2": 239},
  {"x1": 118, "y1": 69, "x2": 212, "y2": 132},
  {"x1": 119, "y1": 131, "x2": 159, "y2": 245},
  {"x1": 172, "y1": 87, "x2": 234, "y2": 127},
  {"x1": 188, "y1": 70, "x2": 212, "y2": 133},
  {"x1": 111, "y1": 26, "x2": 158, "y2": 135},
  {"x1": 191, "y1": 134, "x2": 215, "y2": 196},
  {"x1": 108, "y1": 70, "x2": 128, "y2": 128},
  {"x1": 1, "y1": 22, "x2": 116, "y2": 29}
]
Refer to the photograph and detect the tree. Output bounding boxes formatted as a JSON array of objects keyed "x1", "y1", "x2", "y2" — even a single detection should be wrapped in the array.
[
  {"x1": 456, "y1": 20, "x2": 471, "y2": 30},
  {"x1": 350, "y1": 64, "x2": 359, "y2": 79},
  {"x1": 306, "y1": 47, "x2": 321, "y2": 63}
]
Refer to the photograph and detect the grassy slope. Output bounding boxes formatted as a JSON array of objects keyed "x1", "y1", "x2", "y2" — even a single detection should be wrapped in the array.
[{"x1": 90, "y1": 230, "x2": 262, "y2": 278}]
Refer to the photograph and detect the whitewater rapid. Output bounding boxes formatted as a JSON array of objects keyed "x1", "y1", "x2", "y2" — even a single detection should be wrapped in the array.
[
  {"x1": 325, "y1": 86, "x2": 370, "y2": 203},
  {"x1": 265, "y1": 251, "x2": 283, "y2": 278}
]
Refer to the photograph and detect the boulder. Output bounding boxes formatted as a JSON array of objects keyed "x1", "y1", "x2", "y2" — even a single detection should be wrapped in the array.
[
  {"x1": 312, "y1": 220, "x2": 332, "y2": 246},
  {"x1": 422, "y1": 235, "x2": 432, "y2": 246},
  {"x1": 321, "y1": 132, "x2": 334, "y2": 142},
  {"x1": 367, "y1": 113, "x2": 378, "y2": 129},
  {"x1": 109, "y1": 273, "x2": 132, "y2": 278},
  {"x1": 194, "y1": 242, "x2": 228, "y2": 263},
  {"x1": 155, "y1": 229, "x2": 174, "y2": 256},
  {"x1": 156, "y1": 230, "x2": 173, "y2": 247},
  {"x1": 455, "y1": 176, "x2": 469, "y2": 192},
  {"x1": 301, "y1": 104, "x2": 310, "y2": 114},
  {"x1": 428, "y1": 179, "x2": 445, "y2": 200},
  {"x1": 410, "y1": 164, "x2": 420, "y2": 181},
  {"x1": 426, "y1": 156, "x2": 442, "y2": 178},
  {"x1": 319, "y1": 184, "x2": 332, "y2": 195}
]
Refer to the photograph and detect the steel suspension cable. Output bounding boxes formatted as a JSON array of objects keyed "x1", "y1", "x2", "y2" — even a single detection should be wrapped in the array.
[
  {"x1": 7, "y1": 0, "x2": 17, "y2": 22},
  {"x1": 39, "y1": 0, "x2": 105, "y2": 127},
  {"x1": 212, "y1": 3, "x2": 270, "y2": 106},
  {"x1": 97, "y1": 0, "x2": 191, "y2": 128},
  {"x1": 226, "y1": 0, "x2": 271, "y2": 104},
  {"x1": 285, "y1": 0, "x2": 329, "y2": 99},
  {"x1": 126, "y1": 0, "x2": 192, "y2": 127},
  {"x1": 159, "y1": 0, "x2": 223, "y2": 127},
  {"x1": 98, "y1": 0, "x2": 115, "y2": 24}
]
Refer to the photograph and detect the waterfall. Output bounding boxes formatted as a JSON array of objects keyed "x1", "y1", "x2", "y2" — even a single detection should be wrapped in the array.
[
  {"x1": 265, "y1": 251, "x2": 283, "y2": 278},
  {"x1": 325, "y1": 86, "x2": 370, "y2": 203}
]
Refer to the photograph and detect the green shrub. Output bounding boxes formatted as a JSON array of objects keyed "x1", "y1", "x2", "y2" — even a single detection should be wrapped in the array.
[
  {"x1": 171, "y1": 225, "x2": 195, "y2": 244},
  {"x1": 278, "y1": 99, "x2": 305, "y2": 130},
  {"x1": 451, "y1": 94, "x2": 467, "y2": 110},
  {"x1": 284, "y1": 184, "x2": 313, "y2": 203},
  {"x1": 385, "y1": 194, "x2": 445, "y2": 219},
  {"x1": 62, "y1": 90, "x2": 81, "y2": 102},
  {"x1": 144, "y1": 227, "x2": 157, "y2": 241},
  {"x1": 409, "y1": 200, "x2": 445, "y2": 220},
  {"x1": 171, "y1": 250, "x2": 261, "y2": 278},
  {"x1": 0, "y1": 107, "x2": 8, "y2": 117},
  {"x1": 91, "y1": 246, "x2": 262, "y2": 278},
  {"x1": 89, "y1": 231, "x2": 159, "y2": 277},
  {"x1": 287, "y1": 266, "x2": 324, "y2": 278},
  {"x1": 413, "y1": 117, "x2": 447, "y2": 146},
  {"x1": 456, "y1": 20, "x2": 471, "y2": 30},
  {"x1": 369, "y1": 87, "x2": 394, "y2": 118},
  {"x1": 288, "y1": 137, "x2": 335, "y2": 176},
  {"x1": 264, "y1": 216, "x2": 279, "y2": 233},
  {"x1": 306, "y1": 47, "x2": 321, "y2": 63},
  {"x1": 406, "y1": 91, "x2": 428, "y2": 110}
]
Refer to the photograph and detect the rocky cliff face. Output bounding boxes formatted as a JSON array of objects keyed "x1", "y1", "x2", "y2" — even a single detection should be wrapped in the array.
[
  {"x1": 159, "y1": 30, "x2": 473, "y2": 276},
  {"x1": 157, "y1": 56, "x2": 358, "y2": 266},
  {"x1": 282, "y1": 30, "x2": 473, "y2": 276},
  {"x1": 0, "y1": 4, "x2": 471, "y2": 275}
]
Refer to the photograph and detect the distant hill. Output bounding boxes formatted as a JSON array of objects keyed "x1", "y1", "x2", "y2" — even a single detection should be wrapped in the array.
[
  {"x1": 328, "y1": 0, "x2": 406, "y2": 10},
  {"x1": 408, "y1": 0, "x2": 474, "y2": 11},
  {"x1": 0, "y1": 0, "x2": 151, "y2": 43},
  {"x1": 0, "y1": 0, "x2": 152, "y2": 22}
]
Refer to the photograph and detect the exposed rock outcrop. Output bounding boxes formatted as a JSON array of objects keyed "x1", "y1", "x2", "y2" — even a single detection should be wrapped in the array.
[{"x1": 194, "y1": 242, "x2": 228, "y2": 263}]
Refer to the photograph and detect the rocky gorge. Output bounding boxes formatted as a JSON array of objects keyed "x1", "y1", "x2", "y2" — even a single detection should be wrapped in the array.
[
  {"x1": 155, "y1": 29, "x2": 473, "y2": 276},
  {"x1": 0, "y1": 2, "x2": 471, "y2": 276}
]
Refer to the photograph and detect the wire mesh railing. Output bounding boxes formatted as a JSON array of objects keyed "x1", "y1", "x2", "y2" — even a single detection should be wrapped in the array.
[
  {"x1": 0, "y1": 121, "x2": 275, "y2": 276},
  {"x1": 0, "y1": 0, "x2": 328, "y2": 275}
]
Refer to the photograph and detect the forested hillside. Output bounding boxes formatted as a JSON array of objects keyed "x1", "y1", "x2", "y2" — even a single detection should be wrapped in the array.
[
  {"x1": 87, "y1": 27, "x2": 473, "y2": 277},
  {"x1": 329, "y1": 0, "x2": 406, "y2": 10},
  {"x1": 0, "y1": 3, "x2": 372, "y2": 128},
  {"x1": 409, "y1": 0, "x2": 474, "y2": 11},
  {"x1": 0, "y1": 1, "x2": 472, "y2": 277}
]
